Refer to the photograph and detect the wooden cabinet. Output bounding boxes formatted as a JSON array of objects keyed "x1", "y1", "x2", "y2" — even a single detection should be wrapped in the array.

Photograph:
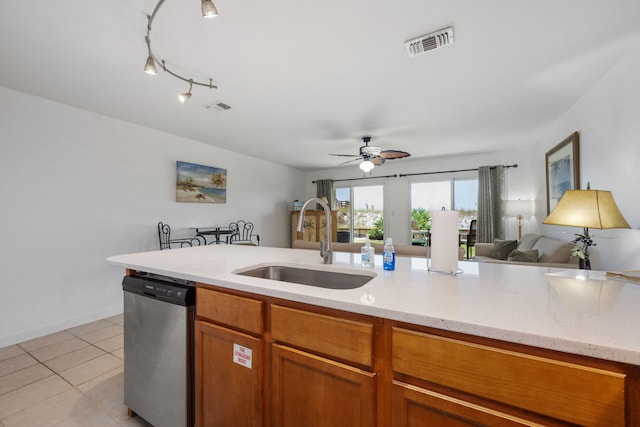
[
  {"x1": 270, "y1": 304, "x2": 377, "y2": 427},
  {"x1": 272, "y1": 344, "x2": 376, "y2": 427},
  {"x1": 392, "y1": 327, "x2": 626, "y2": 427},
  {"x1": 195, "y1": 288, "x2": 264, "y2": 427},
  {"x1": 270, "y1": 305, "x2": 374, "y2": 368},
  {"x1": 195, "y1": 321, "x2": 263, "y2": 427},
  {"x1": 391, "y1": 381, "x2": 537, "y2": 427},
  {"x1": 291, "y1": 210, "x2": 337, "y2": 246},
  {"x1": 195, "y1": 284, "x2": 637, "y2": 427}
]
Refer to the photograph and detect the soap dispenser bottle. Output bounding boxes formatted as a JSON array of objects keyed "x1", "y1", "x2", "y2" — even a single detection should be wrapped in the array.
[
  {"x1": 361, "y1": 236, "x2": 375, "y2": 267},
  {"x1": 383, "y1": 238, "x2": 395, "y2": 271}
]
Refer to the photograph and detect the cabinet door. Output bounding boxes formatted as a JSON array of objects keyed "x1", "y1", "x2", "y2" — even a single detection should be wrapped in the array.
[
  {"x1": 392, "y1": 382, "x2": 542, "y2": 427},
  {"x1": 195, "y1": 320, "x2": 262, "y2": 427},
  {"x1": 272, "y1": 344, "x2": 376, "y2": 427},
  {"x1": 291, "y1": 211, "x2": 317, "y2": 243}
]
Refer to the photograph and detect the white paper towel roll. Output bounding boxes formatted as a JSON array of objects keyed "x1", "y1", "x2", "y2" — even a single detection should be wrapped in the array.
[{"x1": 430, "y1": 210, "x2": 459, "y2": 274}]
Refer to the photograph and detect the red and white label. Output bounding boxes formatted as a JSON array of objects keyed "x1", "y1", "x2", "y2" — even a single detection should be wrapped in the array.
[{"x1": 233, "y1": 343, "x2": 252, "y2": 369}]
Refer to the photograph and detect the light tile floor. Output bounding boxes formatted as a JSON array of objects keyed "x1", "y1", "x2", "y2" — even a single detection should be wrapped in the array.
[{"x1": 0, "y1": 315, "x2": 153, "y2": 427}]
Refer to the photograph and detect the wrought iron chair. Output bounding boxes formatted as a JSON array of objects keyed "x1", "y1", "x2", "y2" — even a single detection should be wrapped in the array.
[
  {"x1": 157, "y1": 222, "x2": 203, "y2": 250},
  {"x1": 461, "y1": 219, "x2": 477, "y2": 259},
  {"x1": 227, "y1": 220, "x2": 260, "y2": 246}
]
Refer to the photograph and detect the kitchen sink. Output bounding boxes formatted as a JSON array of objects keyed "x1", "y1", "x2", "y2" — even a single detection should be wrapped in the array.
[{"x1": 234, "y1": 264, "x2": 375, "y2": 289}]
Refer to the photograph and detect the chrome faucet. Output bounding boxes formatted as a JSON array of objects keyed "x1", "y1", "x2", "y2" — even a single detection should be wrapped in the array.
[{"x1": 296, "y1": 197, "x2": 333, "y2": 264}]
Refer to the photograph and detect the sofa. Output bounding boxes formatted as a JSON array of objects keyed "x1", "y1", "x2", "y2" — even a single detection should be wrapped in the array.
[{"x1": 473, "y1": 233, "x2": 578, "y2": 268}]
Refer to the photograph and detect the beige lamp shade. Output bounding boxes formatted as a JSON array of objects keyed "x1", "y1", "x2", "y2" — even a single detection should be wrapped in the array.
[{"x1": 543, "y1": 189, "x2": 630, "y2": 229}]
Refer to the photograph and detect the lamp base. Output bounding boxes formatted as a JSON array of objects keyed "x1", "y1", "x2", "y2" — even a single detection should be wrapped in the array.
[{"x1": 579, "y1": 258, "x2": 592, "y2": 270}]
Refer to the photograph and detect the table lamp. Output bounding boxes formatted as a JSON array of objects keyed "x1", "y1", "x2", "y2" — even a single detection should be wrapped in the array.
[{"x1": 543, "y1": 186, "x2": 630, "y2": 269}]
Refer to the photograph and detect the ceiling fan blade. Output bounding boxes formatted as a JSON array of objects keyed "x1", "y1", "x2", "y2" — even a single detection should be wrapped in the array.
[
  {"x1": 380, "y1": 150, "x2": 411, "y2": 159},
  {"x1": 338, "y1": 157, "x2": 362, "y2": 165},
  {"x1": 329, "y1": 153, "x2": 361, "y2": 157}
]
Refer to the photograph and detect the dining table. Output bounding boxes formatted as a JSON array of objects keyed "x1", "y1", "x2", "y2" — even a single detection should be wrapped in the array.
[{"x1": 193, "y1": 227, "x2": 236, "y2": 245}]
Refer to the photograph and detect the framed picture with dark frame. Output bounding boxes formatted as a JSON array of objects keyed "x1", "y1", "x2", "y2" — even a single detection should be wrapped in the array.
[{"x1": 545, "y1": 131, "x2": 580, "y2": 214}]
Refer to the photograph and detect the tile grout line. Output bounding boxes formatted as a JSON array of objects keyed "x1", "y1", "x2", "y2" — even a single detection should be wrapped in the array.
[{"x1": 1, "y1": 317, "x2": 126, "y2": 425}]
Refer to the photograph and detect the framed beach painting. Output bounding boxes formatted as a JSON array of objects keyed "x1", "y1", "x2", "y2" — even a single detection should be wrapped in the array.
[
  {"x1": 545, "y1": 132, "x2": 579, "y2": 214},
  {"x1": 176, "y1": 161, "x2": 227, "y2": 203}
]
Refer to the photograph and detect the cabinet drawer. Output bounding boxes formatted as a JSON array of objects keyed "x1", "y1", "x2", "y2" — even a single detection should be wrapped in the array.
[
  {"x1": 392, "y1": 327, "x2": 625, "y2": 427},
  {"x1": 271, "y1": 305, "x2": 373, "y2": 367},
  {"x1": 196, "y1": 287, "x2": 264, "y2": 335}
]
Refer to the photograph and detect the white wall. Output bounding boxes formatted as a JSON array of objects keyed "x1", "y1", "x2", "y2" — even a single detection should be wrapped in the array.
[
  {"x1": 0, "y1": 87, "x2": 304, "y2": 347},
  {"x1": 532, "y1": 40, "x2": 640, "y2": 271}
]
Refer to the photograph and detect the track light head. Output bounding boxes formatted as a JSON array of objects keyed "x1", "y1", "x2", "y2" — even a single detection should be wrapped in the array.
[
  {"x1": 201, "y1": 0, "x2": 218, "y2": 18},
  {"x1": 144, "y1": 55, "x2": 157, "y2": 75},
  {"x1": 178, "y1": 80, "x2": 194, "y2": 103}
]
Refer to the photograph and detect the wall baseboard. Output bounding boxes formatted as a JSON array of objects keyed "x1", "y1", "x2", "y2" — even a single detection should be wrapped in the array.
[{"x1": 0, "y1": 304, "x2": 123, "y2": 349}]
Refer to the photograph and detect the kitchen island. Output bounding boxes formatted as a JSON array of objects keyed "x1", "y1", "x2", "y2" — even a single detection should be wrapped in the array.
[{"x1": 108, "y1": 244, "x2": 640, "y2": 426}]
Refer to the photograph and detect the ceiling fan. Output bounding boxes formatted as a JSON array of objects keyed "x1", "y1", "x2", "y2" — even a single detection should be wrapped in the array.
[{"x1": 329, "y1": 136, "x2": 411, "y2": 171}]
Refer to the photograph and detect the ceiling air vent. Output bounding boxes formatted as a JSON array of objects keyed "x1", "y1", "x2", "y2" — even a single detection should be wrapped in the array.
[
  {"x1": 405, "y1": 26, "x2": 454, "y2": 57},
  {"x1": 203, "y1": 101, "x2": 232, "y2": 112}
]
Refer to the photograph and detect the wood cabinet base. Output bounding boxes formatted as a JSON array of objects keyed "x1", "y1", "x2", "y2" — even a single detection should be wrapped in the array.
[{"x1": 196, "y1": 283, "x2": 638, "y2": 427}]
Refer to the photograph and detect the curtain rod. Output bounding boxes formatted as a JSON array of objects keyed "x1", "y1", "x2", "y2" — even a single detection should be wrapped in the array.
[
  {"x1": 312, "y1": 164, "x2": 517, "y2": 183},
  {"x1": 312, "y1": 174, "x2": 398, "y2": 184},
  {"x1": 398, "y1": 164, "x2": 517, "y2": 178}
]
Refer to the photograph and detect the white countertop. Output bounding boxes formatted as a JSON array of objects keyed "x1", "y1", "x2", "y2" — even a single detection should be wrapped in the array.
[{"x1": 107, "y1": 245, "x2": 640, "y2": 365}]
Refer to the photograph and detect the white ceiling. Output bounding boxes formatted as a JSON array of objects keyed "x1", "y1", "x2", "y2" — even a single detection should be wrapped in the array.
[{"x1": 1, "y1": 1, "x2": 639, "y2": 171}]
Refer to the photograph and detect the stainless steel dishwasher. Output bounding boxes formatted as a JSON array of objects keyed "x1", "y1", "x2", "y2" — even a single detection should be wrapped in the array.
[{"x1": 122, "y1": 272, "x2": 196, "y2": 427}]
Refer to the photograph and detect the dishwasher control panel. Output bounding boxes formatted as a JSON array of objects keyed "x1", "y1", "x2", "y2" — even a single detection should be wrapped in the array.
[{"x1": 122, "y1": 273, "x2": 195, "y2": 306}]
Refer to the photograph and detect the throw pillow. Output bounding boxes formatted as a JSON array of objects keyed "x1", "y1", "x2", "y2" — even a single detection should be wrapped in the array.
[
  {"x1": 507, "y1": 249, "x2": 539, "y2": 263},
  {"x1": 489, "y1": 239, "x2": 518, "y2": 260}
]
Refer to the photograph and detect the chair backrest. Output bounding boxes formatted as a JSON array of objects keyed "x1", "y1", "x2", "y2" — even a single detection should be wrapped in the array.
[
  {"x1": 158, "y1": 221, "x2": 171, "y2": 250},
  {"x1": 468, "y1": 219, "x2": 477, "y2": 234},
  {"x1": 228, "y1": 220, "x2": 258, "y2": 245}
]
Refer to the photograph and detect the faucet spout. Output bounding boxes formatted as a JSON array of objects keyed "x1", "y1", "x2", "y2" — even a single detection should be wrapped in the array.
[{"x1": 296, "y1": 198, "x2": 333, "y2": 264}]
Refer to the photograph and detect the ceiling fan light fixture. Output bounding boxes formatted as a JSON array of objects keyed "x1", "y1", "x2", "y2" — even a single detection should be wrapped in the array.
[
  {"x1": 330, "y1": 136, "x2": 411, "y2": 168},
  {"x1": 359, "y1": 160, "x2": 375, "y2": 173},
  {"x1": 201, "y1": 0, "x2": 218, "y2": 18}
]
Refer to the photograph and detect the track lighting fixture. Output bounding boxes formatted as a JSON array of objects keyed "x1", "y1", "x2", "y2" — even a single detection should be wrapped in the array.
[
  {"x1": 144, "y1": 0, "x2": 218, "y2": 102},
  {"x1": 359, "y1": 160, "x2": 375, "y2": 173},
  {"x1": 144, "y1": 54, "x2": 157, "y2": 75},
  {"x1": 178, "y1": 80, "x2": 193, "y2": 103},
  {"x1": 201, "y1": 0, "x2": 218, "y2": 18}
]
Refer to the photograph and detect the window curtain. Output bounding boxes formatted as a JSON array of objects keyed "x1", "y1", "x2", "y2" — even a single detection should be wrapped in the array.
[
  {"x1": 316, "y1": 179, "x2": 335, "y2": 209},
  {"x1": 477, "y1": 166, "x2": 505, "y2": 243}
]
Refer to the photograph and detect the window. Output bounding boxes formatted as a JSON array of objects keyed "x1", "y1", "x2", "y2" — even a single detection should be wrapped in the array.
[
  {"x1": 410, "y1": 178, "x2": 478, "y2": 244},
  {"x1": 335, "y1": 185, "x2": 384, "y2": 243},
  {"x1": 453, "y1": 178, "x2": 478, "y2": 230}
]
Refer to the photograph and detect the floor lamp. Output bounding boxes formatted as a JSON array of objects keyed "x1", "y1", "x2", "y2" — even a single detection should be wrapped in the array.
[{"x1": 506, "y1": 200, "x2": 533, "y2": 240}]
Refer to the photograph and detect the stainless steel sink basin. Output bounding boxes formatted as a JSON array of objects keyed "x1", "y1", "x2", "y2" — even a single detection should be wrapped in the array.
[{"x1": 234, "y1": 264, "x2": 374, "y2": 289}]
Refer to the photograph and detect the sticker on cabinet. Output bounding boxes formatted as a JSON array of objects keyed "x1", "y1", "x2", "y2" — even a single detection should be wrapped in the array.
[{"x1": 233, "y1": 343, "x2": 252, "y2": 368}]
